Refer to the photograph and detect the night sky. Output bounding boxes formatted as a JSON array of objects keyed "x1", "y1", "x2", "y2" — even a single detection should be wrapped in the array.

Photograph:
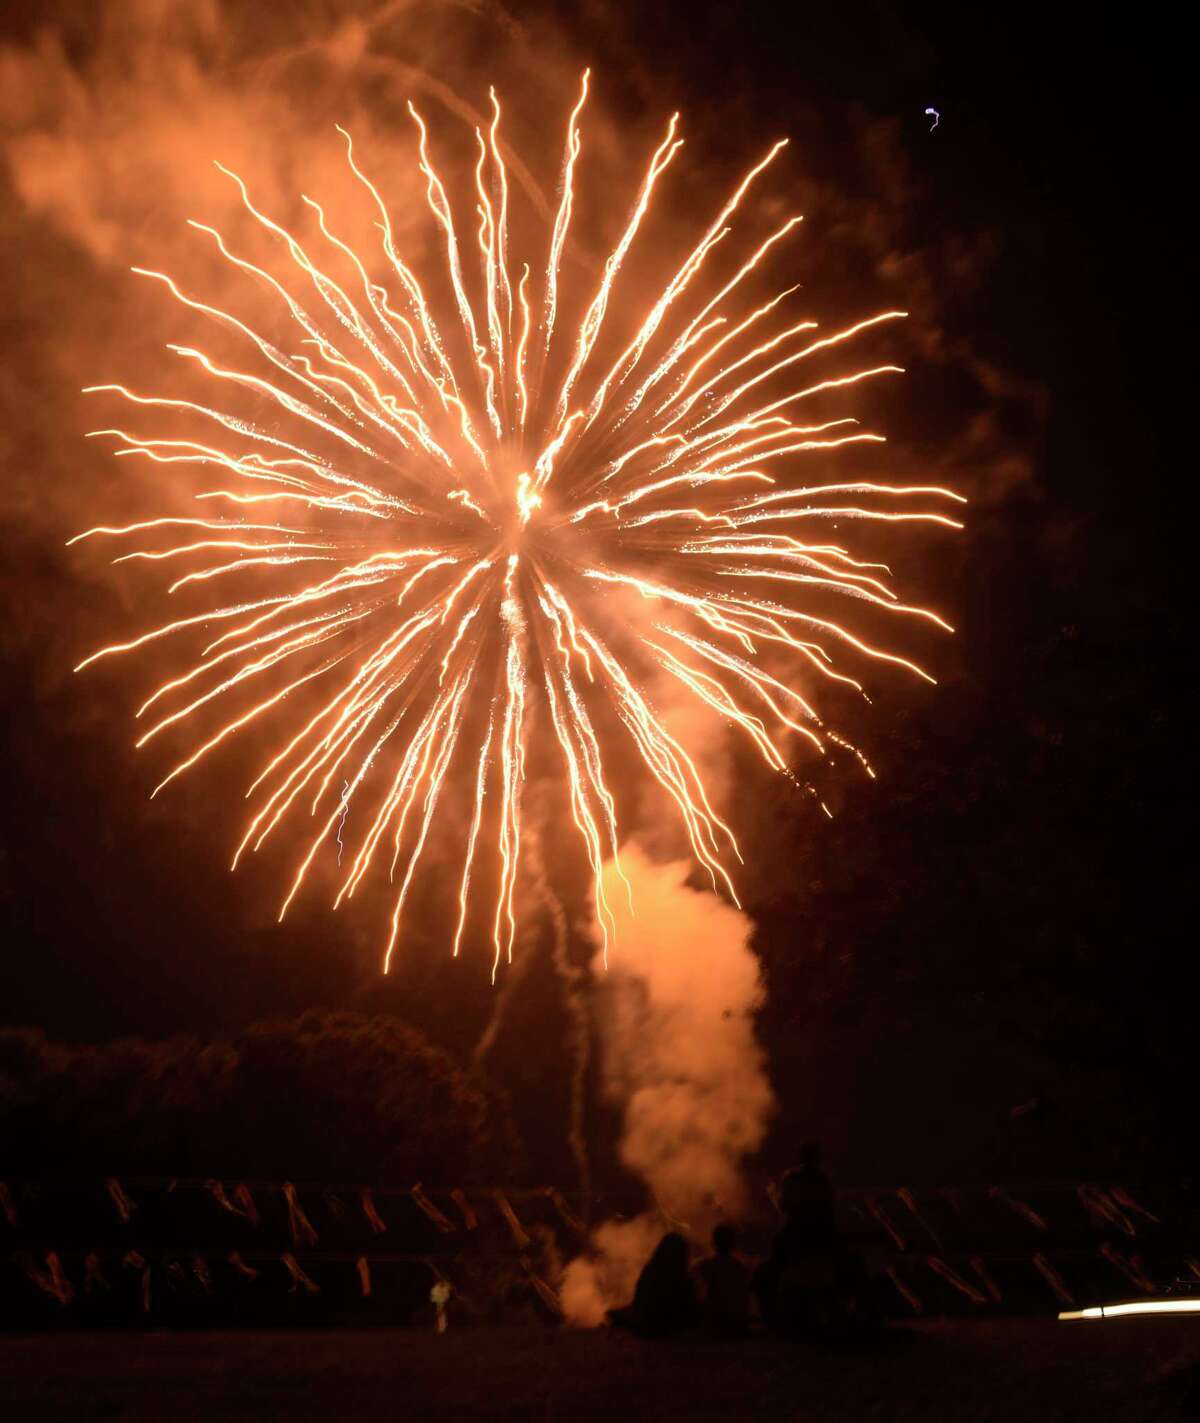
[{"x1": 0, "y1": 2, "x2": 1189, "y2": 1188}]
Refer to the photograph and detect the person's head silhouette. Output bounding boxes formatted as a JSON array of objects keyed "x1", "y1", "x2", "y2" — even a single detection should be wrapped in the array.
[
  {"x1": 650, "y1": 1232, "x2": 689, "y2": 1273},
  {"x1": 712, "y1": 1222, "x2": 737, "y2": 1256}
]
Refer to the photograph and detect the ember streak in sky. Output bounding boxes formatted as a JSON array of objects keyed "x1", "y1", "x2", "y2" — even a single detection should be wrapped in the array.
[{"x1": 71, "y1": 72, "x2": 962, "y2": 978}]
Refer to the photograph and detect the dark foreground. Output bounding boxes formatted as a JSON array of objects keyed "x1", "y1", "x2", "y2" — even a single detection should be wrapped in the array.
[{"x1": 2, "y1": 1318, "x2": 1198, "y2": 1421}]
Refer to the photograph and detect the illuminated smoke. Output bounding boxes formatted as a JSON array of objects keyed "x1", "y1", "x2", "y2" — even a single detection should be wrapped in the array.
[{"x1": 560, "y1": 843, "x2": 774, "y2": 1325}]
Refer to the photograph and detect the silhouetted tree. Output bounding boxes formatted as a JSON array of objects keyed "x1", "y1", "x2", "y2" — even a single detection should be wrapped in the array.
[{"x1": 0, "y1": 1012, "x2": 520, "y2": 1184}]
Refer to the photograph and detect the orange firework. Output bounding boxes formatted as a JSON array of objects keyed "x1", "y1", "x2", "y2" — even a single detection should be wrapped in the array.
[{"x1": 72, "y1": 74, "x2": 961, "y2": 977}]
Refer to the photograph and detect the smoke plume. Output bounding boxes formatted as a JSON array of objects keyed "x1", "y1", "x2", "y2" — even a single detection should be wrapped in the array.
[{"x1": 560, "y1": 843, "x2": 774, "y2": 1326}]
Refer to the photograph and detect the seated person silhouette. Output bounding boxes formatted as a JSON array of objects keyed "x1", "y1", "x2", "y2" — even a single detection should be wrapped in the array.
[
  {"x1": 695, "y1": 1222, "x2": 751, "y2": 1335},
  {"x1": 608, "y1": 1232, "x2": 699, "y2": 1339}
]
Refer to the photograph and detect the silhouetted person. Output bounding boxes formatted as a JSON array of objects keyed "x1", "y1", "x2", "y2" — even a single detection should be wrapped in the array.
[
  {"x1": 695, "y1": 1222, "x2": 751, "y2": 1335},
  {"x1": 780, "y1": 1142, "x2": 836, "y2": 1248},
  {"x1": 754, "y1": 1142, "x2": 839, "y2": 1328},
  {"x1": 608, "y1": 1232, "x2": 698, "y2": 1338}
]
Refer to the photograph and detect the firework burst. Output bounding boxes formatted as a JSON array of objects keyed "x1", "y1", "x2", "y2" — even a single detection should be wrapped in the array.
[{"x1": 73, "y1": 73, "x2": 962, "y2": 976}]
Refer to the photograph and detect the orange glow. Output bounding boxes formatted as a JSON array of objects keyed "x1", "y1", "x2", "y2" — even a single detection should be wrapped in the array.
[{"x1": 74, "y1": 76, "x2": 959, "y2": 973}]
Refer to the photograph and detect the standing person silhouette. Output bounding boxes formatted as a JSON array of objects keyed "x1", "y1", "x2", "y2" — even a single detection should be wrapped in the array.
[
  {"x1": 780, "y1": 1142, "x2": 836, "y2": 1249},
  {"x1": 754, "y1": 1142, "x2": 838, "y2": 1328}
]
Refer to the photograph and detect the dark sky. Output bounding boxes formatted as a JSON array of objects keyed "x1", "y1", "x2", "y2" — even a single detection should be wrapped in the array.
[{"x1": 0, "y1": 1, "x2": 1189, "y2": 1184}]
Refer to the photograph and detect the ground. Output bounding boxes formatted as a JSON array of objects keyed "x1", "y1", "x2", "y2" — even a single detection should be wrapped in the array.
[{"x1": 2, "y1": 1319, "x2": 1198, "y2": 1420}]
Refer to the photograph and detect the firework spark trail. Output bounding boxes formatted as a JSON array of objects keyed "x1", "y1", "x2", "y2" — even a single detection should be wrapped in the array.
[
  {"x1": 529, "y1": 824, "x2": 593, "y2": 1216},
  {"x1": 73, "y1": 78, "x2": 961, "y2": 975},
  {"x1": 335, "y1": 778, "x2": 351, "y2": 865}
]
